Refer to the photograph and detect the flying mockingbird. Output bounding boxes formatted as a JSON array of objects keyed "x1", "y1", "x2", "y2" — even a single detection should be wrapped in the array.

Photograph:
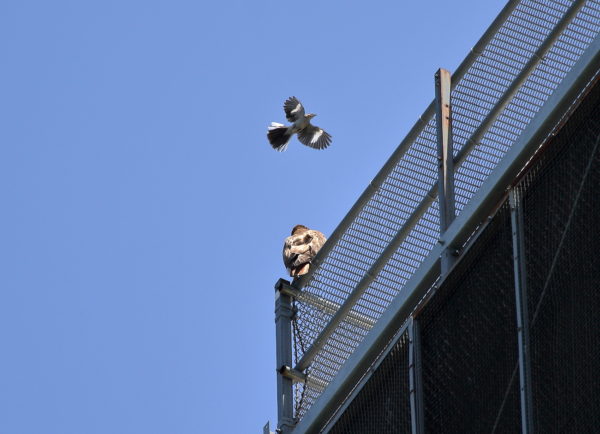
[{"x1": 267, "y1": 96, "x2": 332, "y2": 151}]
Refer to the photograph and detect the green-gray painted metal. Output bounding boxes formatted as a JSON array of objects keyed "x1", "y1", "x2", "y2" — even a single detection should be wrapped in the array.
[
  {"x1": 409, "y1": 318, "x2": 424, "y2": 434},
  {"x1": 509, "y1": 189, "x2": 534, "y2": 434},
  {"x1": 275, "y1": 280, "x2": 294, "y2": 432},
  {"x1": 435, "y1": 68, "x2": 456, "y2": 275}
]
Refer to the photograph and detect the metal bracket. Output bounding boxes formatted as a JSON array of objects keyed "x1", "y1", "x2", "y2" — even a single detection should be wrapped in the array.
[
  {"x1": 278, "y1": 365, "x2": 307, "y2": 384},
  {"x1": 275, "y1": 278, "x2": 301, "y2": 299}
]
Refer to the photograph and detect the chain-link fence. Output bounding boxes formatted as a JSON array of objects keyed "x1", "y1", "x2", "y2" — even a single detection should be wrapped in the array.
[{"x1": 289, "y1": 0, "x2": 600, "y2": 423}]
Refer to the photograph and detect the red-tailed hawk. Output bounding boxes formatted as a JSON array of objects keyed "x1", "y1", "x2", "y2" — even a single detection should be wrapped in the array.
[
  {"x1": 267, "y1": 96, "x2": 332, "y2": 151},
  {"x1": 283, "y1": 225, "x2": 327, "y2": 277}
]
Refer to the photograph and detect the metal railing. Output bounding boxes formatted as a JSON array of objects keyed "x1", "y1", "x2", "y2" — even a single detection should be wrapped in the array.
[
  {"x1": 280, "y1": 0, "x2": 600, "y2": 429},
  {"x1": 320, "y1": 68, "x2": 600, "y2": 434}
]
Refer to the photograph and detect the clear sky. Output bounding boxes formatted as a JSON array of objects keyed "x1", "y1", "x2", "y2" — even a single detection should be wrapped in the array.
[{"x1": 1, "y1": 1, "x2": 506, "y2": 433}]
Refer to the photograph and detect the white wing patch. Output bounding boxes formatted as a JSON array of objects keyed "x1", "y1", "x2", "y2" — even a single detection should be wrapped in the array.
[
  {"x1": 269, "y1": 122, "x2": 284, "y2": 130},
  {"x1": 311, "y1": 129, "x2": 323, "y2": 144},
  {"x1": 291, "y1": 103, "x2": 302, "y2": 114}
]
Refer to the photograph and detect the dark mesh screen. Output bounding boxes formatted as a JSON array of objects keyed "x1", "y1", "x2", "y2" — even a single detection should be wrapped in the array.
[
  {"x1": 520, "y1": 79, "x2": 600, "y2": 433},
  {"x1": 329, "y1": 332, "x2": 411, "y2": 434},
  {"x1": 418, "y1": 203, "x2": 521, "y2": 433}
]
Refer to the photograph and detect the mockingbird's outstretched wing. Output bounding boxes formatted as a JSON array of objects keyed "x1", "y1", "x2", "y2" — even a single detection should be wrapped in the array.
[
  {"x1": 284, "y1": 96, "x2": 305, "y2": 123},
  {"x1": 298, "y1": 124, "x2": 332, "y2": 150},
  {"x1": 269, "y1": 97, "x2": 332, "y2": 151}
]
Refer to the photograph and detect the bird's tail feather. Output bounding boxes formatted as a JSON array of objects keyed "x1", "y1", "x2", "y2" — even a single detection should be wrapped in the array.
[{"x1": 267, "y1": 123, "x2": 291, "y2": 151}]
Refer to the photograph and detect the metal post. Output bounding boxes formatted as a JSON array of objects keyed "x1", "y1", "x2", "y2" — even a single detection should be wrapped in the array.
[
  {"x1": 509, "y1": 190, "x2": 534, "y2": 433},
  {"x1": 408, "y1": 317, "x2": 425, "y2": 434},
  {"x1": 435, "y1": 68, "x2": 456, "y2": 275},
  {"x1": 275, "y1": 279, "x2": 295, "y2": 432}
]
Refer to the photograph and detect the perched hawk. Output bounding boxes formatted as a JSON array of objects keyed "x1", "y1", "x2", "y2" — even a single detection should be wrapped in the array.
[
  {"x1": 267, "y1": 97, "x2": 332, "y2": 151},
  {"x1": 283, "y1": 225, "x2": 327, "y2": 277}
]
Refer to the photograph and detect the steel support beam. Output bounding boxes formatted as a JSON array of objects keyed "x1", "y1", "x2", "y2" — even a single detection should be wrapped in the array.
[
  {"x1": 275, "y1": 280, "x2": 295, "y2": 433},
  {"x1": 409, "y1": 318, "x2": 425, "y2": 434},
  {"x1": 435, "y1": 68, "x2": 456, "y2": 275},
  {"x1": 291, "y1": 31, "x2": 600, "y2": 434},
  {"x1": 509, "y1": 189, "x2": 534, "y2": 433}
]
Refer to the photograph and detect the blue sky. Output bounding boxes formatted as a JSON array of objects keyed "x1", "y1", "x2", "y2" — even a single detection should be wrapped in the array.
[{"x1": 1, "y1": 1, "x2": 505, "y2": 433}]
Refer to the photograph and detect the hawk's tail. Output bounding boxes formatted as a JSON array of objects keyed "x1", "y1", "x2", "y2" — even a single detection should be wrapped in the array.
[{"x1": 267, "y1": 123, "x2": 292, "y2": 152}]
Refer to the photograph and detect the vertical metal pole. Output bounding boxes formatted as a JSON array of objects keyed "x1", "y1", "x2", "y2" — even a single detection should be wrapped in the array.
[
  {"x1": 435, "y1": 68, "x2": 457, "y2": 275},
  {"x1": 409, "y1": 317, "x2": 425, "y2": 434},
  {"x1": 275, "y1": 279, "x2": 295, "y2": 433},
  {"x1": 509, "y1": 189, "x2": 534, "y2": 434}
]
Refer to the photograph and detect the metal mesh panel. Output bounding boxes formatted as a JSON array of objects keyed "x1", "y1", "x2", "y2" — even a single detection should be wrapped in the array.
[
  {"x1": 328, "y1": 331, "x2": 411, "y2": 434},
  {"x1": 292, "y1": 0, "x2": 600, "y2": 420},
  {"x1": 418, "y1": 203, "x2": 521, "y2": 433},
  {"x1": 519, "y1": 78, "x2": 600, "y2": 432},
  {"x1": 288, "y1": 79, "x2": 600, "y2": 434}
]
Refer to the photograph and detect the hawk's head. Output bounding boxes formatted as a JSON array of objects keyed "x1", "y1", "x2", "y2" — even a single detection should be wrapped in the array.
[
  {"x1": 305, "y1": 113, "x2": 317, "y2": 120},
  {"x1": 291, "y1": 224, "x2": 309, "y2": 235}
]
